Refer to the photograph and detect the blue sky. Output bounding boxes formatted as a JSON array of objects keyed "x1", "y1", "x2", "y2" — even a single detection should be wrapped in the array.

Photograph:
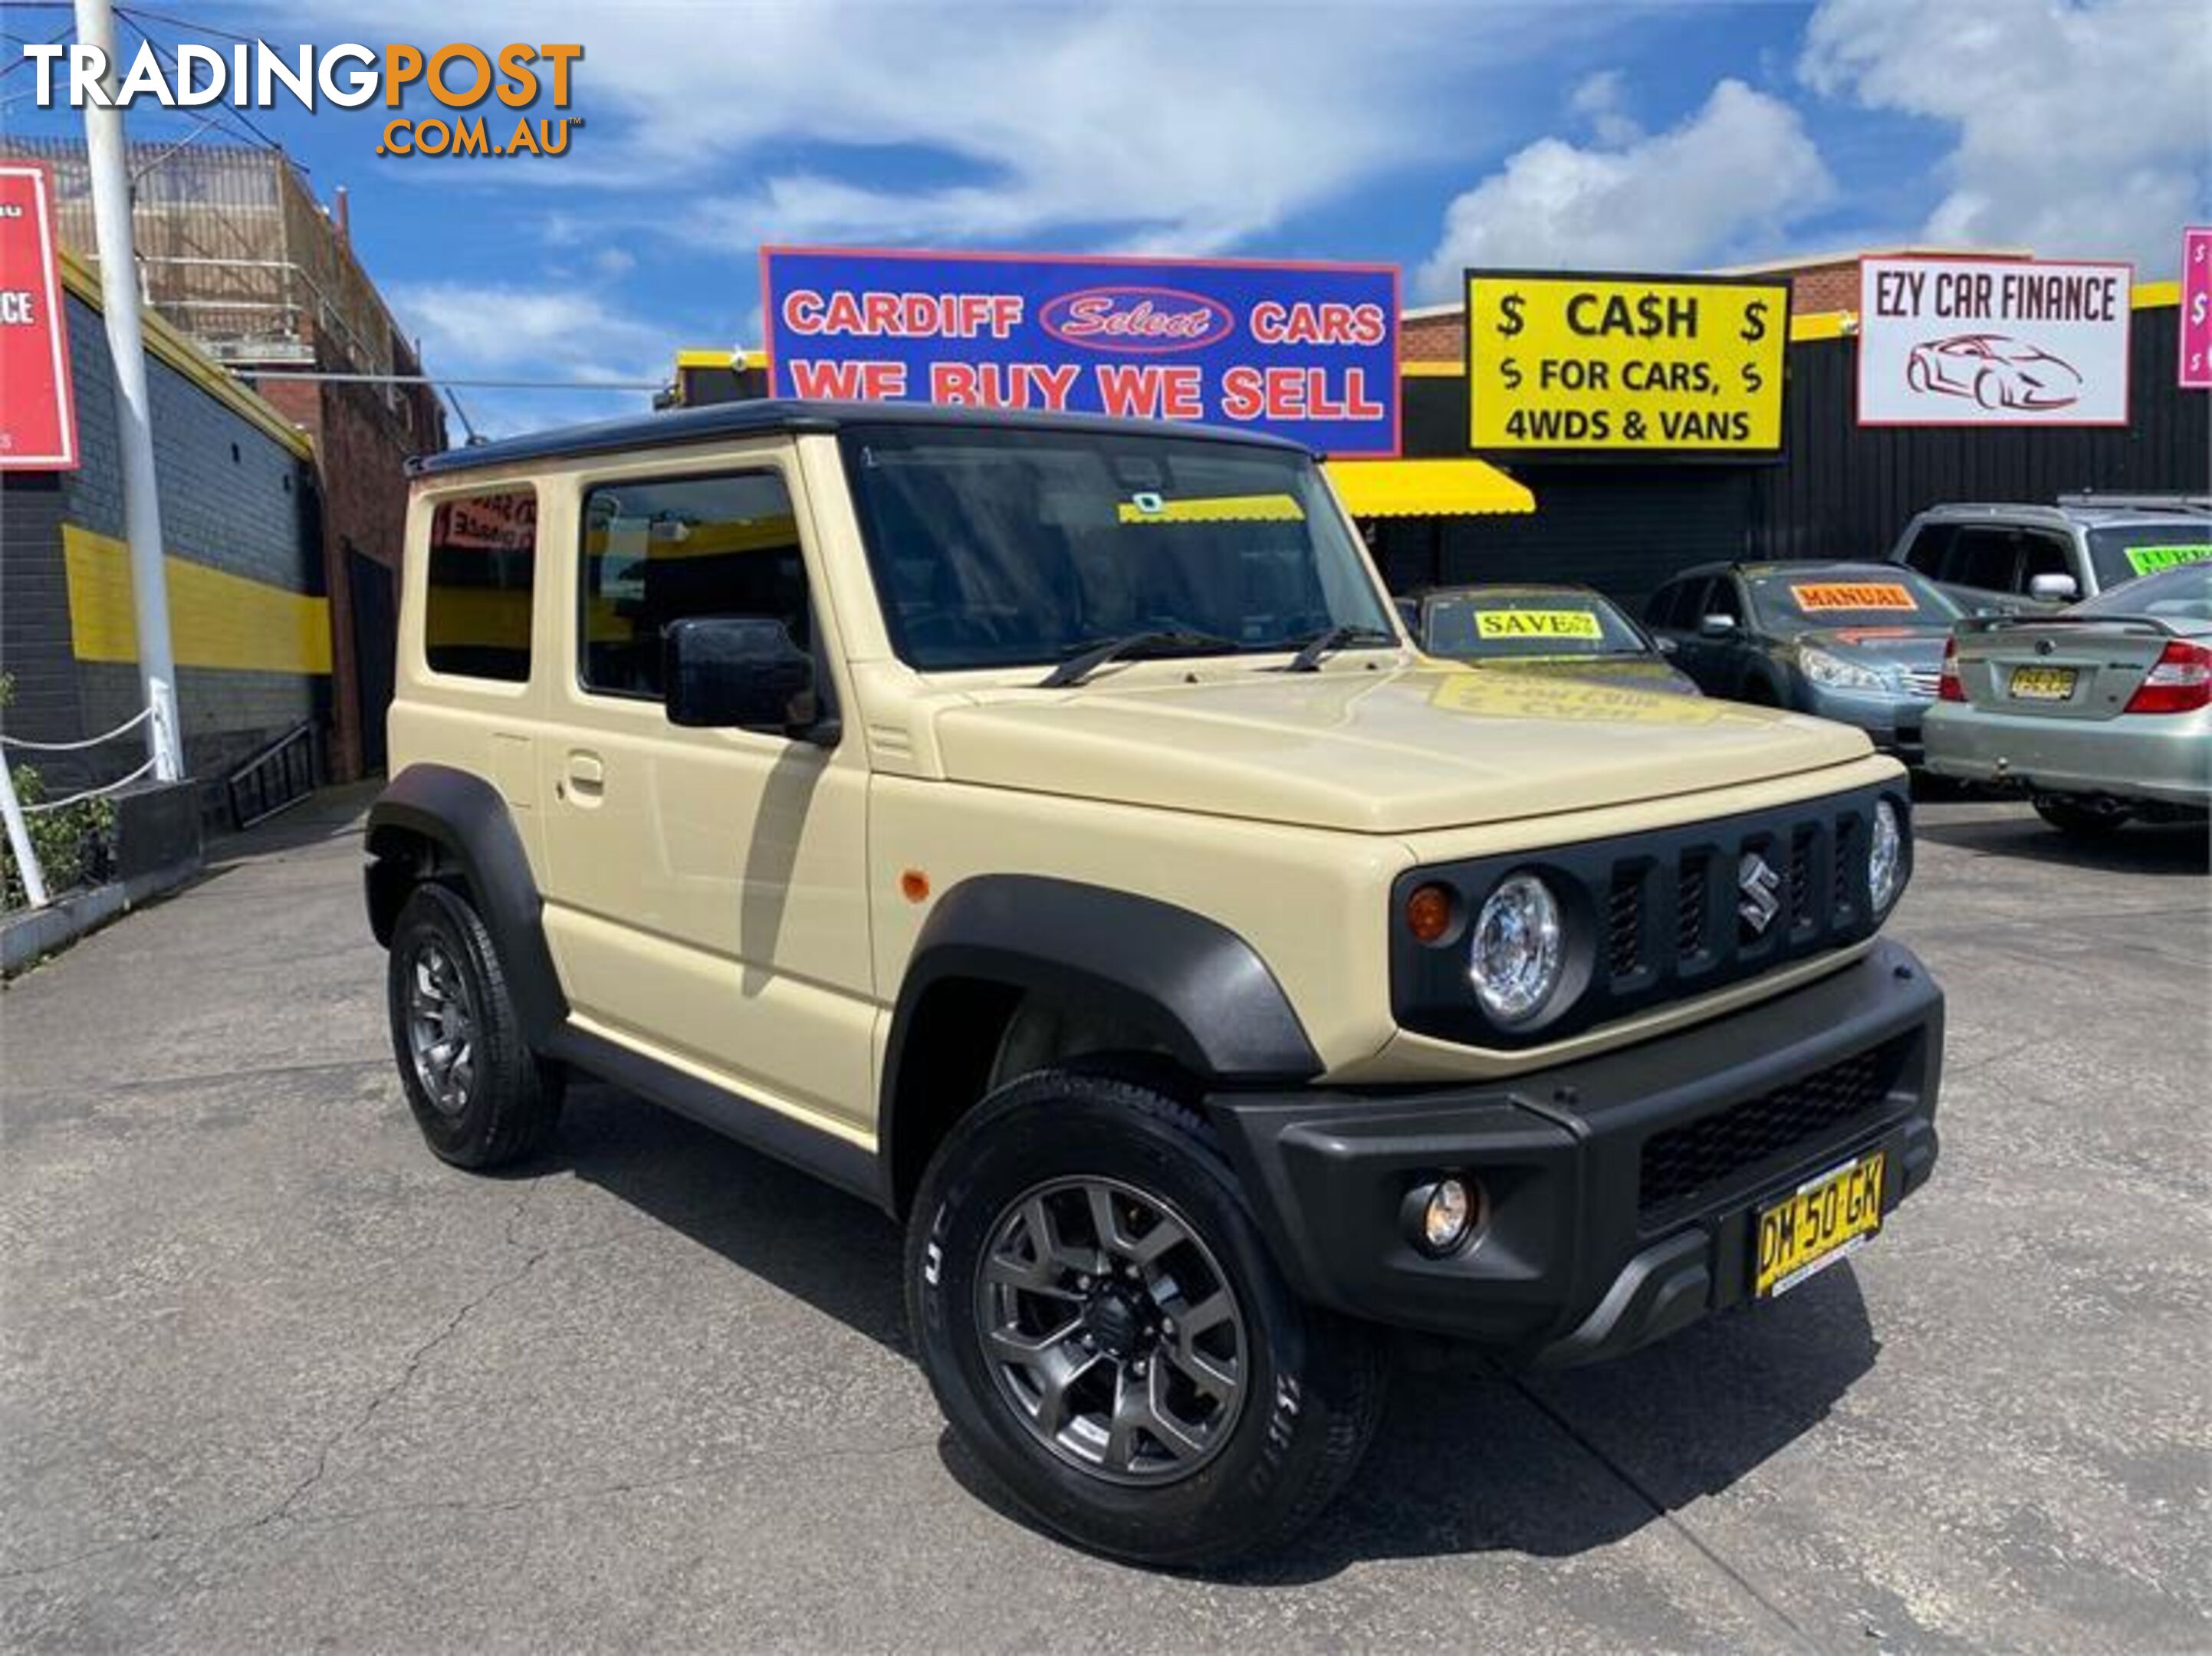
[{"x1": 8, "y1": 0, "x2": 2207, "y2": 437}]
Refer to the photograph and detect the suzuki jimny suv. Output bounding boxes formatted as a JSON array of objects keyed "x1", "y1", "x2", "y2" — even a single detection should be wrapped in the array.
[{"x1": 365, "y1": 400, "x2": 1943, "y2": 1567}]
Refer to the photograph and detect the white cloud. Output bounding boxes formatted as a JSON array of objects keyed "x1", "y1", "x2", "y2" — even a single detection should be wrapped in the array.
[
  {"x1": 1800, "y1": 0, "x2": 2212, "y2": 272},
  {"x1": 1417, "y1": 79, "x2": 1832, "y2": 297},
  {"x1": 1566, "y1": 69, "x2": 1642, "y2": 147},
  {"x1": 281, "y1": 0, "x2": 1612, "y2": 255},
  {"x1": 384, "y1": 281, "x2": 673, "y2": 435}
]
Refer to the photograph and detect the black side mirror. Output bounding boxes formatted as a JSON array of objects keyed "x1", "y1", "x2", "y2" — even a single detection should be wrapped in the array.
[{"x1": 663, "y1": 616, "x2": 830, "y2": 741}]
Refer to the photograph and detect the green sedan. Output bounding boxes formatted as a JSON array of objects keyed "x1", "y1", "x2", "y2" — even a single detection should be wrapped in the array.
[{"x1": 1926, "y1": 564, "x2": 2212, "y2": 837}]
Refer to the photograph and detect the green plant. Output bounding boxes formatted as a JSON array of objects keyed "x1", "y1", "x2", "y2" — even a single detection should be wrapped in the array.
[{"x1": 1, "y1": 672, "x2": 119, "y2": 912}]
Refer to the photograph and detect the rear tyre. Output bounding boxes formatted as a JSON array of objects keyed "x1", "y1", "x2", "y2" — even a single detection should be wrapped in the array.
[
  {"x1": 2034, "y1": 796, "x2": 2131, "y2": 840},
  {"x1": 386, "y1": 882, "x2": 564, "y2": 1168},
  {"x1": 906, "y1": 1069, "x2": 1387, "y2": 1569}
]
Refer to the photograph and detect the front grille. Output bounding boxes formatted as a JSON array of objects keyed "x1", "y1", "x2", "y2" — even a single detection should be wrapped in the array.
[
  {"x1": 1390, "y1": 781, "x2": 1904, "y2": 1050},
  {"x1": 1606, "y1": 872, "x2": 1642, "y2": 978},
  {"x1": 1638, "y1": 1037, "x2": 1908, "y2": 1215},
  {"x1": 1676, "y1": 856, "x2": 1708, "y2": 958}
]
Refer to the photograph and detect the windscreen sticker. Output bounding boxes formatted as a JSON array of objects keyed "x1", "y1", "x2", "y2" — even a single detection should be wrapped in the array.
[
  {"x1": 1429, "y1": 669, "x2": 1727, "y2": 725},
  {"x1": 1473, "y1": 609, "x2": 1605, "y2": 640},
  {"x1": 2122, "y1": 543, "x2": 2212, "y2": 575},
  {"x1": 1790, "y1": 581, "x2": 1919, "y2": 612},
  {"x1": 1114, "y1": 492, "x2": 1304, "y2": 524}
]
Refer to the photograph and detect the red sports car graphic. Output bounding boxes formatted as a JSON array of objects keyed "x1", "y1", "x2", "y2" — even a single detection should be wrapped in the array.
[{"x1": 1904, "y1": 333, "x2": 2082, "y2": 411}]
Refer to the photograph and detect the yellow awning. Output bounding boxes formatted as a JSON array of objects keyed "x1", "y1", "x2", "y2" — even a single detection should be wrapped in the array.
[{"x1": 1324, "y1": 458, "x2": 1535, "y2": 518}]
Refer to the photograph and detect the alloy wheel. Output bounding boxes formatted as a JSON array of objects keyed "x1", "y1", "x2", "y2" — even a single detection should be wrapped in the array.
[
  {"x1": 975, "y1": 1176, "x2": 1248, "y2": 1485},
  {"x1": 403, "y1": 938, "x2": 476, "y2": 1116}
]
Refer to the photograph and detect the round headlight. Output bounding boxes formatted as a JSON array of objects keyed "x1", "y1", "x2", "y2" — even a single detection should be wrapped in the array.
[
  {"x1": 1468, "y1": 872, "x2": 1563, "y2": 1024},
  {"x1": 1869, "y1": 797, "x2": 1904, "y2": 911}
]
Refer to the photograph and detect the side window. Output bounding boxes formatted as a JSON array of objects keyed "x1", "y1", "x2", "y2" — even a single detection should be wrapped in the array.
[
  {"x1": 1945, "y1": 527, "x2": 2021, "y2": 593},
  {"x1": 426, "y1": 488, "x2": 537, "y2": 682},
  {"x1": 2017, "y1": 532, "x2": 2072, "y2": 582},
  {"x1": 578, "y1": 470, "x2": 809, "y2": 701},
  {"x1": 1704, "y1": 577, "x2": 1744, "y2": 623},
  {"x1": 1647, "y1": 581, "x2": 1689, "y2": 627},
  {"x1": 1902, "y1": 522, "x2": 1956, "y2": 576}
]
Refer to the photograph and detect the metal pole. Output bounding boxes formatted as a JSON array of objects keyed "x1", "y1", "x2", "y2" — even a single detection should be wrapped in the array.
[{"x1": 75, "y1": 0, "x2": 184, "y2": 783}]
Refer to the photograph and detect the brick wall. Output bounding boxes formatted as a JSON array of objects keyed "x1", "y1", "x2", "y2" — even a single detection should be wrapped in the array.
[{"x1": 0, "y1": 291, "x2": 319, "y2": 813}]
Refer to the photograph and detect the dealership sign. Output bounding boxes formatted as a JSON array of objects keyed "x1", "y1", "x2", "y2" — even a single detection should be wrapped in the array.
[
  {"x1": 760, "y1": 246, "x2": 1400, "y2": 455},
  {"x1": 1858, "y1": 255, "x2": 2131, "y2": 426},
  {"x1": 2181, "y1": 228, "x2": 2211, "y2": 390},
  {"x1": 0, "y1": 161, "x2": 77, "y2": 471},
  {"x1": 1463, "y1": 270, "x2": 1788, "y2": 459}
]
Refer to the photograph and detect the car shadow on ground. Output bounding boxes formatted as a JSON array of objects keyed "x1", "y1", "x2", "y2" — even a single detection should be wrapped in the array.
[
  {"x1": 1914, "y1": 810, "x2": 2210, "y2": 877},
  {"x1": 542, "y1": 1080, "x2": 1875, "y2": 1580}
]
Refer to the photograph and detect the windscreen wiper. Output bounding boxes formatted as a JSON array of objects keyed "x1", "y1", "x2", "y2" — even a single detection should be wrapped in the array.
[
  {"x1": 1037, "y1": 629, "x2": 1242, "y2": 689},
  {"x1": 1283, "y1": 623, "x2": 1399, "y2": 673}
]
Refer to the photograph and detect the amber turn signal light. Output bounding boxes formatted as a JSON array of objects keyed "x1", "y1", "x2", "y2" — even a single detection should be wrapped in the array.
[
  {"x1": 899, "y1": 869, "x2": 931, "y2": 903},
  {"x1": 1405, "y1": 882, "x2": 1454, "y2": 945}
]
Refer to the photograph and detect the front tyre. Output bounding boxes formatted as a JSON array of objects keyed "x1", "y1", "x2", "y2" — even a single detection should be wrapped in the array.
[
  {"x1": 907, "y1": 1070, "x2": 1386, "y2": 1569},
  {"x1": 386, "y1": 882, "x2": 564, "y2": 1169}
]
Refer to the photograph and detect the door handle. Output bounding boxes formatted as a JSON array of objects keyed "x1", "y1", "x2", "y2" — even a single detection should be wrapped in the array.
[{"x1": 564, "y1": 752, "x2": 605, "y2": 797}]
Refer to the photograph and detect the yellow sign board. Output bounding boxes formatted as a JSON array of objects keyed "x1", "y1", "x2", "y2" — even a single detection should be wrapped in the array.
[
  {"x1": 1465, "y1": 271, "x2": 1789, "y2": 457},
  {"x1": 1474, "y1": 609, "x2": 1604, "y2": 640}
]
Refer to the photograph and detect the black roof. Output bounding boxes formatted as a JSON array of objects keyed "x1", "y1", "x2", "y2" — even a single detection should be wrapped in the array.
[{"x1": 409, "y1": 398, "x2": 1311, "y2": 478}]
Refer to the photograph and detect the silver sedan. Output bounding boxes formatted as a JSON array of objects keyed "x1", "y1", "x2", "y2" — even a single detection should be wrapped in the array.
[{"x1": 1925, "y1": 563, "x2": 2212, "y2": 837}]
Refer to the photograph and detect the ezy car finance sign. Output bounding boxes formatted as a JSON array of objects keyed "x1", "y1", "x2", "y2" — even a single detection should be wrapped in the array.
[{"x1": 1858, "y1": 256, "x2": 2131, "y2": 427}]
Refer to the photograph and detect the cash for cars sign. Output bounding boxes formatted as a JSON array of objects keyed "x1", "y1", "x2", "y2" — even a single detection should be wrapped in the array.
[
  {"x1": 0, "y1": 161, "x2": 77, "y2": 470},
  {"x1": 1464, "y1": 271, "x2": 1787, "y2": 458},
  {"x1": 2181, "y1": 228, "x2": 2210, "y2": 390},
  {"x1": 761, "y1": 247, "x2": 1400, "y2": 455},
  {"x1": 1859, "y1": 255, "x2": 2131, "y2": 426}
]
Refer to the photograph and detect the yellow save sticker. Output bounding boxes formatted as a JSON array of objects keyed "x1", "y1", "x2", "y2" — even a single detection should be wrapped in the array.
[
  {"x1": 1791, "y1": 581, "x2": 1919, "y2": 612},
  {"x1": 1474, "y1": 609, "x2": 1605, "y2": 640}
]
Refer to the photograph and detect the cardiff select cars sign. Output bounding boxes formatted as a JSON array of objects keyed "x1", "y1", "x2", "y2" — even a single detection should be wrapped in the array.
[
  {"x1": 1858, "y1": 255, "x2": 2131, "y2": 426},
  {"x1": 761, "y1": 246, "x2": 1401, "y2": 455},
  {"x1": 1463, "y1": 270, "x2": 1788, "y2": 459}
]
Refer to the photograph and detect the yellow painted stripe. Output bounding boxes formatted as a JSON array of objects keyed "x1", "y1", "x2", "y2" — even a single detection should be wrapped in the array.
[
  {"x1": 62, "y1": 524, "x2": 330, "y2": 674},
  {"x1": 1326, "y1": 458, "x2": 1533, "y2": 517},
  {"x1": 1791, "y1": 310, "x2": 1851, "y2": 340},
  {"x1": 1401, "y1": 359, "x2": 1464, "y2": 376},
  {"x1": 675, "y1": 348, "x2": 735, "y2": 369},
  {"x1": 2134, "y1": 280, "x2": 2178, "y2": 309},
  {"x1": 56, "y1": 250, "x2": 314, "y2": 460}
]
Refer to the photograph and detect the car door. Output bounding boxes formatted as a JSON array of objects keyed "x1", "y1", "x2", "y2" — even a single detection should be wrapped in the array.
[{"x1": 532, "y1": 449, "x2": 878, "y2": 1142}]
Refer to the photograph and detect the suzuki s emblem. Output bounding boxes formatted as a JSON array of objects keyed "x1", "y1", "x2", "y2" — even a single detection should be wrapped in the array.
[{"x1": 1738, "y1": 850, "x2": 1783, "y2": 936}]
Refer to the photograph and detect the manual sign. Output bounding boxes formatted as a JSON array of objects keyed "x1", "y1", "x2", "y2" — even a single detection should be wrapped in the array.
[{"x1": 1859, "y1": 255, "x2": 2131, "y2": 426}]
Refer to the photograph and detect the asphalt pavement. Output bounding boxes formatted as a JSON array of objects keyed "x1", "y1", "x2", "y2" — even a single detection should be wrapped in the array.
[{"x1": 2, "y1": 784, "x2": 2207, "y2": 1652}]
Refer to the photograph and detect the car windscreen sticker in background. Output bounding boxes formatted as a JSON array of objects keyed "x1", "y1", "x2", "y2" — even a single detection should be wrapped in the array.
[
  {"x1": 1114, "y1": 493, "x2": 1304, "y2": 524},
  {"x1": 2123, "y1": 544, "x2": 2212, "y2": 576},
  {"x1": 1790, "y1": 582, "x2": 1920, "y2": 612},
  {"x1": 1474, "y1": 609, "x2": 1605, "y2": 639},
  {"x1": 1429, "y1": 671, "x2": 1725, "y2": 724}
]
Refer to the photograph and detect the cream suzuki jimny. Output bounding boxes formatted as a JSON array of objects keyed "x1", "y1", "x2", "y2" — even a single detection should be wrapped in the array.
[{"x1": 367, "y1": 400, "x2": 1942, "y2": 1566}]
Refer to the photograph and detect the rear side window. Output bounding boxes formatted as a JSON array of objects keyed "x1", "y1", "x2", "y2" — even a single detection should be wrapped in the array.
[
  {"x1": 1901, "y1": 521, "x2": 1956, "y2": 576},
  {"x1": 578, "y1": 470, "x2": 809, "y2": 700},
  {"x1": 426, "y1": 488, "x2": 537, "y2": 682},
  {"x1": 1943, "y1": 527, "x2": 2020, "y2": 593}
]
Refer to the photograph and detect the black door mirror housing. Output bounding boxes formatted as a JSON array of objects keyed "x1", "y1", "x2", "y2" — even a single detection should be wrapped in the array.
[{"x1": 663, "y1": 616, "x2": 830, "y2": 741}]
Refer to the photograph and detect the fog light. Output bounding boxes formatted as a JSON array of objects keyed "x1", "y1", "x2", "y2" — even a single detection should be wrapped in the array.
[{"x1": 1405, "y1": 1176, "x2": 1477, "y2": 1256}]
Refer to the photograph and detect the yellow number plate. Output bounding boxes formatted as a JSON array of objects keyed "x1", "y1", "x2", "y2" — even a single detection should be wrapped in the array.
[
  {"x1": 1754, "y1": 1150, "x2": 1885, "y2": 1298},
  {"x1": 2009, "y1": 665, "x2": 2077, "y2": 701}
]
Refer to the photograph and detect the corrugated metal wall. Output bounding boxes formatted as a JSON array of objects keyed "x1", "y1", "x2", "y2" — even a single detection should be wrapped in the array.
[{"x1": 1396, "y1": 303, "x2": 2207, "y2": 606}]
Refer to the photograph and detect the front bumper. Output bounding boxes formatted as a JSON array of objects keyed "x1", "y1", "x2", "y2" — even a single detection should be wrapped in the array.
[
  {"x1": 1207, "y1": 938, "x2": 1941, "y2": 1367},
  {"x1": 1796, "y1": 684, "x2": 1937, "y2": 764},
  {"x1": 1924, "y1": 703, "x2": 2212, "y2": 809}
]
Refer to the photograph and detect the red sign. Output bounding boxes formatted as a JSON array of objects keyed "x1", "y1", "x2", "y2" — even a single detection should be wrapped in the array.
[
  {"x1": 0, "y1": 162, "x2": 77, "y2": 470},
  {"x1": 2181, "y1": 227, "x2": 2211, "y2": 390}
]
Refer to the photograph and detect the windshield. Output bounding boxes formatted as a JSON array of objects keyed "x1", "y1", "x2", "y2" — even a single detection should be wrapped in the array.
[
  {"x1": 2085, "y1": 525, "x2": 2212, "y2": 590},
  {"x1": 1422, "y1": 591, "x2": 1649, "y2": 659},
  {"x1": 1745, "y1": 569, "x2": 1960, "y2": 629},
  {"x1": 838, "y1": 423, "x2": 1395, "y2": 672},
  {"x1": 2076, "y1": 562, "x2": 2212, "y2": 621}
]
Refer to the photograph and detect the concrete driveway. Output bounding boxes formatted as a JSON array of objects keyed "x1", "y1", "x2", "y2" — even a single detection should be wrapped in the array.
[{"x1": 3, "y1": 787, "x2": 2207, "y2": 1651}]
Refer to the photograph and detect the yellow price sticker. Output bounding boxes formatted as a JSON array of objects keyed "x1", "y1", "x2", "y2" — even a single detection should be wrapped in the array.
[{"x1": 1474, "y1": 609, "x2": 1605, "y2": 640}]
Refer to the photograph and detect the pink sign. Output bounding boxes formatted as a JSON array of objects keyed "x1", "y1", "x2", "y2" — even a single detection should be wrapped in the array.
[{"x1": 2181, "y1": 227, "x2": 2212, "y2": 390}]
